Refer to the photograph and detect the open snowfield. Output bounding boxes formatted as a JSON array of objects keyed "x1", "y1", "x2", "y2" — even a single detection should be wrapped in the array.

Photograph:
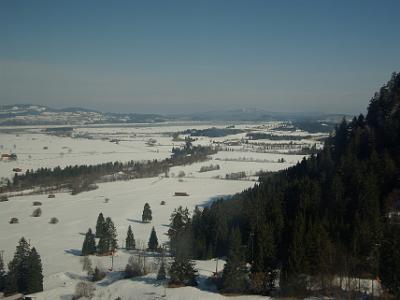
[
  {"x1": 0, "y1": 132, "x2": 172, "y2": 179},
  {"x1": 0, "y1": 177, "x2": 261, "y2": 299},
  {"x1": 0, "y1": 122, "x2": 326, "y2": 299},
  {"x1": 0, "y1": 121, "x2": 324, "y2": 180}
]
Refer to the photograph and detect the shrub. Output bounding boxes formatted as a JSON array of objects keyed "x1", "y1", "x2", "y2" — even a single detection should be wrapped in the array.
[
  {"x1": 124, "y1": 260, "x2": 143, "y2": 278},
  {"x1": 225, "y1": 171, "x2": 246, "y2": 180},
  {"x1": 92, "y1": 267, "x2": 106, "y2": 282},
  {"x1": 199, "y1": 164, "x2": 220, "y2": 172},
  {"x1": 33, "y1": 201, "x2": 42, "y2": 206},
  {"x1": 9, "y1": 217, "x2": 19, "y2": 224},
  {"x1": 177, "y1": 171, "x2": 185, "y2": 178},
  {"x1": 32, "y1": 208, "x2": 42, "y2": 217},
  {"x1": 124, "y1": 254, "x2": 156, "y2": 278},
  {"x1": 49, "y1": 217, "x2": 59, "y2": 224},
  {"x1": 160, "y1": 200, "x2": 166, "y2": 205},
  {"x1": 0, "y1": 196, "x2": 8, "y2": 202},
  {"x1": 73, "y1": 281, "x2": 95, "y2": 299}
]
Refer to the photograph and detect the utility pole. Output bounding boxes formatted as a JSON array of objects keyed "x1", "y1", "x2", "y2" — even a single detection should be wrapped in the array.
[{"x1": 110, "y1": 253, "x2": 114, "y2": 271}]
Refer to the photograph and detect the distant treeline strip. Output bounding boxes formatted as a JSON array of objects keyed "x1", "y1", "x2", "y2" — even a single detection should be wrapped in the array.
[{"x1": 1, "y1": 144, "x2": 216, "y2": 195}]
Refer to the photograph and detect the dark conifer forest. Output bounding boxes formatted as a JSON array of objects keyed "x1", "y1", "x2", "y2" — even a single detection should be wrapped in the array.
[{"x1": 181, "y1": 73, "x2": 400, "y2": 296}]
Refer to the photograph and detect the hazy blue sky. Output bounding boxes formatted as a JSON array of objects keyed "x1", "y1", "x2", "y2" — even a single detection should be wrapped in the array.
[{"x1": 1, "y1": 0, "x2": 399, "y2": 114}]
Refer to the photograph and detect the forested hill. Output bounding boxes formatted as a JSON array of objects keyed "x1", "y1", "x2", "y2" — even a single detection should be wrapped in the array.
[{"x1": 187, "y1": 73, "x2": 400, "y2": 296}]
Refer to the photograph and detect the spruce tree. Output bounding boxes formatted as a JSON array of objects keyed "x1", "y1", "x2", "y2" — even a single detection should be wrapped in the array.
[
  {"x1": 148, "y1": 227, "x2": 159, "y2": 251},
  {"x1": 26, "y1": 247, "x2": 43, "y2": 294},
  {"x1": 81, "y1": 228, "x2": 96, "y2": 256},
  {"x1": 157, "y1": 259, "x2": 167, "y2": 280},
  {"x1": 95, "y1": 212, "x2": 105, "y2": 238},
  {"x1": 169, "y1": 256, "x2": 198, "y2": 286},
  {"x1": 142, "y1": 203, "x2": 152, "y2": 223},
  {"x1": 5, "y1": 238, "x2": 43, "y2": 294},
  {"x1": 5, "y1": 260, "x2": 18, "y2": 294},
  {"x1": 0, "y1": 252, "x2": 5, "y2": 292},
  {"x1": 105, "y1": 217, "x2": 118, "y2": 252},
  {"x1": 167, "y1": 206, "x2": 190, "y2": 254},
  {"x1": 125, "y1": 225, "x2": 136, "y2": 250},
  {"x1": 221, "y1": 227, "x2": 248, "y2": 293},
  {"x1": 6, "y1": 237, "x2": 31, "y2": 294},
  {"x1": 97, "y1": 217, "x2": 118, "y2": 255},
  {"x1": 380, "y1": 223, "x2": 400, "y2": 298}
]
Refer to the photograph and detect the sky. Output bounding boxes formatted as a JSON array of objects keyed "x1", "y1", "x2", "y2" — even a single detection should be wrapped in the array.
[{"x1": 1, "y1": 0, "x2": 400, "y2": 115}]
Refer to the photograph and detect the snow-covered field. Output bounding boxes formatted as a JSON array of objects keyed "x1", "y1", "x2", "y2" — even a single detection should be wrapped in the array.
[
  {"x1": 1, "y1": 177, "x2": 260, "y2": 299},
  {"x1": 0, "y1": 121, "x2": 323, "y2": 180},
  {"x1": 0, "y1": 122, "x2": 325, "y2": 299}
]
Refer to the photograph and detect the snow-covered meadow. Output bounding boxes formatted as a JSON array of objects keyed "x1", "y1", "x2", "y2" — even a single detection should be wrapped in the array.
[{"x1": 0, "y1": 122, "x2": 326, "y2": 299}]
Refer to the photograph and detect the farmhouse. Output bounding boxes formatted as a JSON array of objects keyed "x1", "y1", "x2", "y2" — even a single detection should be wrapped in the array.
[
  {"x1": 1, "y1": 153, "x2": 17, "y2": 161},
  {"x1": 174, "y1": 192, "x2": 189, "y2": 196}
]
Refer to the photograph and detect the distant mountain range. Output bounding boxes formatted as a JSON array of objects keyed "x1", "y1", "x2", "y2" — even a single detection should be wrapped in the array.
[
  {"x1": 178, "y1": 108, "x2": 349, "y2": 123},
  {"x1": 0, "y1": 104, "x2": 166, "y2": 126},
  {"x1": 0, "y1": 104, "x2": 350, "y2": 126}
]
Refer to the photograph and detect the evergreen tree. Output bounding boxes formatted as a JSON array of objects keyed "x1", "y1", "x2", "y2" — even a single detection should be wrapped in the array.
[
  {"x1": 0, "y1": 252, "x2": 5, "y2": 292},
  {"x1": 169, "y1": 257, "x2": 198, "y2": 286},
  {"x1": 26, "y1": 247, "x2": 43, "y2": 294},
  {"x1": 5, "y1": 260, "x2": 18, "y2": 294},
  {"x1": 97, "y1": 237, "x2": 108, "y2": 255},
  {"x1": 6, "y1": 237, "x2": 31, "y2": 294},
  {"x1": 157, "y1": 258, "x2": 167, "y2": 280},
  {"x1": 81, "y1": 228, "x2": 96, "y2": 256},
  {"x1": 380, "y1": 223, "x2": 400, "y2": 298},
  {"x1": 95, "y1": 212, "x2": 105, "y2": 238},
  {"x1": 142, "y1": 203, "x2": 152, "y2": 223},
  {"x1": 97, "y1": 217, "x2": 118, "y2": 255},
  {"x1": 221, "y1": 227, "x2": 248, "y2": 293},
  {"x1": 105, "y1": 217, "x2": 118, "y2": 252},
  {"x1": 286, "y1": 213, "x2": 308, "y2": 276},
  {"x1": 167, "y1": 206, "x2": 190, "y2": 254},
  {"x1": 125, "y1": 225, "x2": 136, "y2": 250},
  {"x1": 148, "y1": 227, "x2": 159, "y2": 251},
  {"x1": 5, "y1": 238, "x2": 43, "y2": 294}
]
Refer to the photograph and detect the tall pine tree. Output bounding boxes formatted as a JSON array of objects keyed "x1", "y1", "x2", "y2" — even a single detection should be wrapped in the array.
[
  {"x1": 148, "y1": 227, "x2": 159, "y2": 251},
  {"x1": 97, "y1": 217, "x2": 118, "y2": 255},
  {"x1": 6, "y1": 237, "x2": 30, "y2": 294},
  {"x1": 221, "y1": 227, "x2": 248, "y2": 293},
  {"x1": 0, "y1": 252, "x2": 5, "y2": 292},
  {"x1": 81, "y1": 228, "x2": 96, "y2": 256},
  {"x1": 142, "y1": 203, "x2": 152, "y2": 223},
  {"x1": 5, "y1": 238, "x2": 43, "y2": 294},
  {"x1": 26, "y1": 247, "x2": 43, "y2": 294},
  {"x1": 125, "y1": 225, "x2": 136, "y2": 250},
  {"x1": 95, "y1": 212, "x2": 105, "y2": 238}
]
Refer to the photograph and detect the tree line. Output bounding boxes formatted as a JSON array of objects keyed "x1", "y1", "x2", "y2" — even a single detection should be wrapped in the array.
[
  {"x1": 2, "y1": 142, "x2": 216, "y2": 194},
  {"x1": 169, "y1": 73, "x2": 400, "y2": 297}
]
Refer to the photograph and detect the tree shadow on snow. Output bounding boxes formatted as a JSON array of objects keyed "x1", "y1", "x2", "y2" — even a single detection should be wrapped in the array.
[
  {"x1": 126, "y1": 218, "x2": 145, "y2": 224},
  {"x1": 64, "y1": 248, "x2": 82, "y2": 256},
  {"x1": 198, "y1": 195, "x2": 233, "y2": 208},
  {"x1": 64, "y1": 271, "x2": 87, "y2": 281},
  {"x1": 195, "y1": 273, "x2": 219, "y2": 293},
  {"x1": 97, "y1": 271, "x2": 125, "y2": 287},
  {"x1": 130, "y1": 275, "x2": 161, "y2": 286}
]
